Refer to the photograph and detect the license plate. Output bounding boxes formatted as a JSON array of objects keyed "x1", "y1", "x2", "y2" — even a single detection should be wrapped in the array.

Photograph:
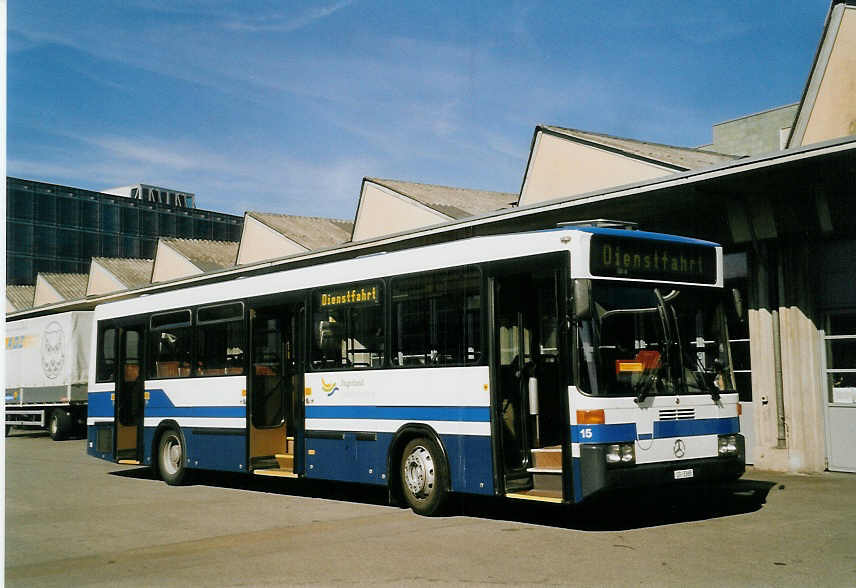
[{"x1": 673, "y1": 468, "x2": 694, "y2": 480}]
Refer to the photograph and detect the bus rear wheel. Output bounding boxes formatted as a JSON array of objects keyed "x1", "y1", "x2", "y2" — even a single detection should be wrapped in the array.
[
  {"x1": 400, "y1": 437, "x2": 449, "y2": 516},
  {"x1": 158, "y1": 429, "x2": 189, "y2": 486}
]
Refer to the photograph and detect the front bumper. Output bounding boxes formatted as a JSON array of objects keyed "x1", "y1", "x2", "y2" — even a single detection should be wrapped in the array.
[{"x1": 577, "y1": 435, "x2": 745, "y2": 502}]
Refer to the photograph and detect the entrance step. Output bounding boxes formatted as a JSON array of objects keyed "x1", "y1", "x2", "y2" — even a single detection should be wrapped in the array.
[
  {"x1": 275, "y1": 453, "x2": 294, "y2": 469},
  {"x1": 505, "y1": 474, "x2": 534, "y2": 493},
  {"x1": 253, "y1": 468, "x2": 298, "y2": 478},
  {"x1": 527, "y1": 470, "x2": 562, "y2": 492},
  {"x1": 117, "y1": 459, "x2": 141, "y2": 465},
  {"x1": 530, "y1": 445, "x2": 562, "y2": 469},
  {"x1": 506, "y1": 489, "x2": 563, "y2": 503}
]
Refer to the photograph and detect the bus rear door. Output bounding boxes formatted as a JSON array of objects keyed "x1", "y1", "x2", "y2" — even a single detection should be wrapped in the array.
[
  {"x1": 115, "y1": 322, "x2": 145, "y2": 464},
  {"x1": 248, "y1": 303, "x2": 303, "y2": 477}
]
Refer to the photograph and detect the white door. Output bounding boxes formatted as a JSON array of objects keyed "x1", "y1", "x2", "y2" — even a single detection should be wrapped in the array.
[{"x1": 822, "y1": 312, "x2": 856, "y2": 473}]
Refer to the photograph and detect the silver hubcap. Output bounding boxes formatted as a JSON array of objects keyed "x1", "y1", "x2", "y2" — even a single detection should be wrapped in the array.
[
  {"x1": 50, "y1": 415, "x2": 58, "y2": 435},
  {"x1": 404, "y1": 445, "x2": 435, "y2": 499},
  {"x1": 162, "y1": 436, "x2": 181, "y2": 475}
]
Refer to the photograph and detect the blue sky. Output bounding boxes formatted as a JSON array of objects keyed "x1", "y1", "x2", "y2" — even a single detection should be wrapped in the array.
[{"x1": 8, "y1": 1, "x2": 830, "y2": 219}]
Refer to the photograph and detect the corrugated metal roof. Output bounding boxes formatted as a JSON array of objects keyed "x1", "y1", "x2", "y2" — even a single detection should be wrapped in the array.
[
  {"x1": 40, "y1": 273, "x2": 89, "y2": 301},
  {"x1": 162, "y1": 238, "x2": 239, "y2": 272},
  {"x1": 92, "y1": 257, "x2": 154, "y2": 288},
  {"x1": 541, "y1": 125, "x2": 739, "y2": 170},
  {"x1": 248, "y1": 212, "x2": 353, "y2": 250},
  {"x1": 6, "y1": 285, "x2": 35, "y2": 311},
  {"x1": 367, "y1": 178, "x2": 516, "y2": 219}
]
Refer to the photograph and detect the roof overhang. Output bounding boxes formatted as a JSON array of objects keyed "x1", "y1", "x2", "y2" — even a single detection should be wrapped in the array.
[{"x1": 9, "y1": 135, "x2": 856, "y2": 320}]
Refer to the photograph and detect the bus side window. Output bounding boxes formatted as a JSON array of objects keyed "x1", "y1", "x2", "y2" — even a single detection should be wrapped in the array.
[
  {"x1": 96, "y1": 325, "x2": 117, "y2": 383},
  {"x1": 197, "y1": 302, "x2": 245, "y2": 376},
  {"x1": 391, "y1": 267, "x2": 481, "y2": 367},
  {"x1": 311, "y1": 283, "x2": 384, "y2": 370},
  {"x1": 149, "y1": 310, "x2": 193, "y2": 379}
]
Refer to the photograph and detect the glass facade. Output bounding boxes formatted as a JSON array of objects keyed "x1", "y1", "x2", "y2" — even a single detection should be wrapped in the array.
[{"x1": 6, "y1": 177, "x2": 243, "y2": 285}]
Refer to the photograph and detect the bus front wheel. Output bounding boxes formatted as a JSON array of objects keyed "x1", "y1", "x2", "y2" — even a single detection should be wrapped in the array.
[
  {"x1": 400, "y1": 437, "x2": 449, "y2": 516},
  {"x1": 158, "y1": 429, "x2": 188, "y2": 486}
]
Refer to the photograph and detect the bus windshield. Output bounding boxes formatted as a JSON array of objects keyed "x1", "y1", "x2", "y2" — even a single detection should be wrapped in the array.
[{"x1": 577, "y1": 282, "x2": 733, "y2": 399}]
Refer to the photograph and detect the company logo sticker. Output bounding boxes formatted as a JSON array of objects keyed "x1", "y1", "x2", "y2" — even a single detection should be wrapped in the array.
[
  {"x1": 321, "y1": 378, "x2": 339, "y2": 397},
  {"x1": 41, "y1": 321, "x2": 65, "y2": 380}
]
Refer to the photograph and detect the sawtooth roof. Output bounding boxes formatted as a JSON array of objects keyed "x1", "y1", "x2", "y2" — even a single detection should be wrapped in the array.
[
  {"x1": 6, "y1": 285, "x2": 35, "y2": 311},
  {"x1": 247, "y1": 212, "x2": 353, "y2": 250},
  {"x1": 540, "y1": 125, "x2": 739, "y2": 170},
  {"x1": 40, "y1": 273, "x2": 89, "y2": 301},
  {"x1": 92, "y1": 258, "x2": 154, "y2": 288},
  {"x1": 366, "y1": 178, "x2": 516, "y2": 219},
  {"x1": 161, "y1": 238, "x2": 239, "y2": 272}
]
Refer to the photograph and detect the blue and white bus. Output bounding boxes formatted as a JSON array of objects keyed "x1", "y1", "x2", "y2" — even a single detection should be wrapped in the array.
[{"x1": 87, "y1": 224, "x2": 744, "y2": 515}]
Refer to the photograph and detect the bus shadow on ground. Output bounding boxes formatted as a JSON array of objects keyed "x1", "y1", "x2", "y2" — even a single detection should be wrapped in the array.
[
  {"x1": 6, "y1": 431, "x2": 51, "y2": 439},
  {"x1": 456, "y1": 479, "x2": 778, "y2": 531},
  {"x1": 110, "y1": 466, "x2": 775, "y2": 530},
  {"x1": 110, "y1": 466, "x2": 392, "y2": 506}
]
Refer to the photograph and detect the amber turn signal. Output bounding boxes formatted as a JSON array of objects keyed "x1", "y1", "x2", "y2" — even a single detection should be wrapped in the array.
[{"x1": 577, "y1": 409, "x2": 605, "y2": 424}]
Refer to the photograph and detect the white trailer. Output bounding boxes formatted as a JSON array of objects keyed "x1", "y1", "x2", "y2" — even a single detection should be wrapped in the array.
[{"x1": 5, "y1": 311, "x2": 92, "y2": 439}]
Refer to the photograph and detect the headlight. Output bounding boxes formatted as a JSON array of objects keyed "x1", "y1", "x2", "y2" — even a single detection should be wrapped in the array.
[
  {"x1": 606, "y1": 443, "x2": 635, "y2": 466},
  {"x1": 606, "y1": 444, "x2": 621, "y2": 464},
  {"x1": 621, "y1": 444, "x2": 635, "y2": 463},
  {"x1": 718, "y1": 435, "x2": 738, "y2": 456}
]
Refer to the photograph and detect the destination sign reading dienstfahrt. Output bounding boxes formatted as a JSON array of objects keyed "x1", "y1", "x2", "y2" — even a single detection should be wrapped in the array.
[{"x1": 589, "y1": 234, "x2": 717, "y2": 284}]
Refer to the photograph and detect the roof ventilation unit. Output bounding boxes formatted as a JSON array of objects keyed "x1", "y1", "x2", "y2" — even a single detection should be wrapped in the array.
[{"x1": 557, "y1": 219, "x2": 639, "y2": 230}]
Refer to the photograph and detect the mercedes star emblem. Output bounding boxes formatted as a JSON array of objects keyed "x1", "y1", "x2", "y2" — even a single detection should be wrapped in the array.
[{"x1": 673, "y1": 439, "x2": 686, "y2": 458}]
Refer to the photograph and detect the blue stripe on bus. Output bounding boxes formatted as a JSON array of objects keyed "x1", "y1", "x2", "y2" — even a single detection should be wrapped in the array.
[
  {"x1": 305, "y1": 405, "x2": 491, "y2": 422},
  {"x1": 571, "y1": 423, "x2": 637, "y2": 443},
  {"x1": 144, "y1": 389, "x2": 245, "y2": 419},
  {"x1": 571, "y1": 417, "x2": 740, "y2": 444},
  {"x1": 654, "y1": 417, "x2": 739, "y2": 438}
]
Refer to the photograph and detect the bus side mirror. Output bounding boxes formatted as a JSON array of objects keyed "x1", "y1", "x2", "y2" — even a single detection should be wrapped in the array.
[
  {"x1": 731, "y1": 288, "x2": 745, "y2": 322},
  {"x1": 574, "y1": 279, "x2": 591, "y2": 320}
]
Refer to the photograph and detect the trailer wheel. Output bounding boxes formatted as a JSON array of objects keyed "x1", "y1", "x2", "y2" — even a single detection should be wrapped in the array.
[
  {"x1": 5, "y1": 425, "x2": 11, "y2": 437},
  {"x1": 158, "y1": 429, "x2": 189, "y2": 486},
  {"x1": 400, "y1": 437, "x2": 449, "y2": 516},
  {"x1": 49, "y1": 410, "x2": 72, "y2": 441}
]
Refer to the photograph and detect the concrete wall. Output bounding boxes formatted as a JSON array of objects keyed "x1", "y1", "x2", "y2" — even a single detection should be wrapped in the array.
[
  {"x1": 711, "y1": 104, "x2": 798, "y2": 156},
  {"x1": 800, "y1": 7, "x2": 856, "y2": 146},
  {"x1": 236, "y1": 215, "x2": 307, "y2": 265},
  {"x1": 351, "y1": 182, "x2": 449, "y2": 242},
  {"x1": 519, "y1": 131, "x2": 674, "y2": 206},
  {"x1": 151, "y1": 241, "x2": 202, "y2": 283}
]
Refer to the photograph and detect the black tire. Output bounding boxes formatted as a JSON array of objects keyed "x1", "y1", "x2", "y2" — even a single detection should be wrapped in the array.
[
  {"x1": 400, "y1": 437, "x2": 449, "y2": 516},
  {"x1": 5, "y1": 425, "x2": 11, "y2": 437},
  {"x1": 158, "y1": 428, "x2": 189, "y2": 485},
  {"x1": 49, "y1": 410, "x2": 72, "y2": 441}
]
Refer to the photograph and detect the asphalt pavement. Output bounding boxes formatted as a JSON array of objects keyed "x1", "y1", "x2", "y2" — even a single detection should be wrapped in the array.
[{"x1": 5, "y1": 431, "x2": 856, "y2": 586}]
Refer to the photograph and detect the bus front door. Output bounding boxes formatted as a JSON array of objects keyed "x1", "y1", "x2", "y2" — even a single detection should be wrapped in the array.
[
  {"x1": 115, "y1": 323, "x2": 145, "y2": 463},
  {"x1": 248, "y1": 305, "x2": 302, "y2": 477},
  {"x1": 492, "y1": 268, "x2": 564, "y2": 498}
]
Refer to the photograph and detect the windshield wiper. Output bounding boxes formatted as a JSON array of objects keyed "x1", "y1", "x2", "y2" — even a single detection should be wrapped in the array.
[
  {"x1": 685, "y1": 349, "x2": 720, "y2": 401},
  {"x1": 633, "y1": 365, "x2": 662, "y2": 404}
]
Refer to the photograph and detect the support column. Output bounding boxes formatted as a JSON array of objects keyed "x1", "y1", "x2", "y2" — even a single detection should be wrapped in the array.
[
  {"x1": 748, "y1": 244, "x2": 790, "y2": 470},
  {"x1": 777, "y1": 240, "x2": 827, "y2": 472}
]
